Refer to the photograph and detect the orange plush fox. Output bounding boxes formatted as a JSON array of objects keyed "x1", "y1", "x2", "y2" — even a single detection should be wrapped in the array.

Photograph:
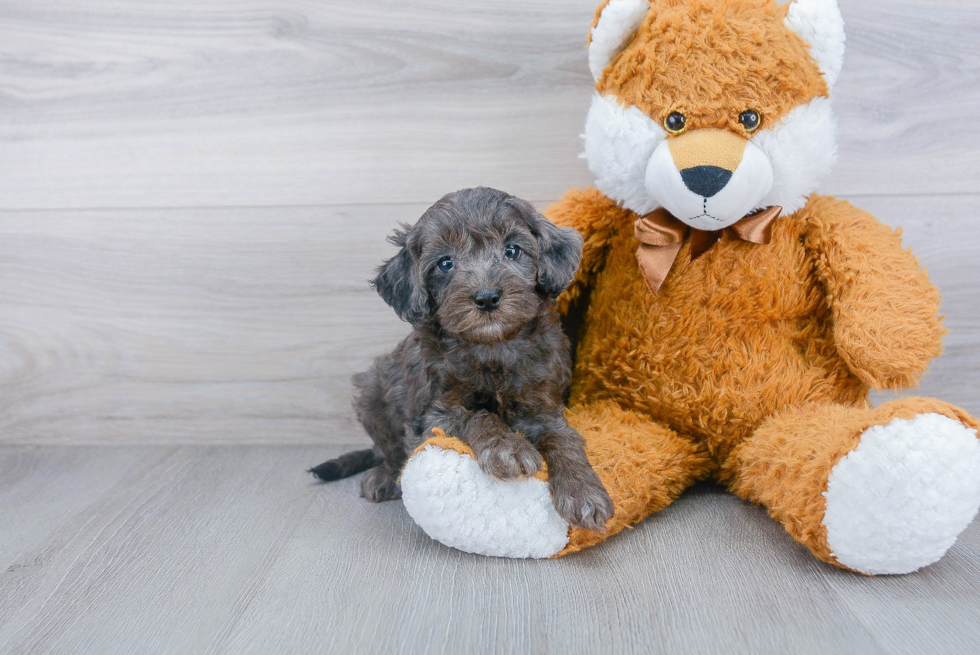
[{"x1": 397, "y1": 0, "x2": 980, "y2": 574}]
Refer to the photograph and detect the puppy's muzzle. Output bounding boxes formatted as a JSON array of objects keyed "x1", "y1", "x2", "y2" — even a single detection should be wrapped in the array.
[{"x1": 473, "y1": 288, "x2": 502, "y2": 312}]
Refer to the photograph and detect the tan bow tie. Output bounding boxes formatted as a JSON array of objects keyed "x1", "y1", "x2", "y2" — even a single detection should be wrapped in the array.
[{"x1": 633, "y1": 206, "x2": 782, "y2": 295}]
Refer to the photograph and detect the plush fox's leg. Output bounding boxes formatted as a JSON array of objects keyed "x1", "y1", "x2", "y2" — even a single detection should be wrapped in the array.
[
  {"x1": 399, "y1": 401, "x2": 711, "y2": 558},
  {"x1": 723, "y1": 399, "x2": 980, "y2": 575},
  {"x1": 556, "y1": 401, "x2": 711, "y2": 556}
]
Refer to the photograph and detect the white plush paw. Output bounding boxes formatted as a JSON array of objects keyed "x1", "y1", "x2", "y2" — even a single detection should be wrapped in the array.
[
  {"x1": 400, "y1": 445, "x2": 569, "y2": 558},
  {"x1": 823, "y1": 413, "x2": 980, "y2": 574}
]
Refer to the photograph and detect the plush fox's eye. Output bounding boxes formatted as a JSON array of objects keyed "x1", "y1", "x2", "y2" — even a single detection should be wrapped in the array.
[
  {"x1": 436, "y1": 256, "x2": 454, "y2": 273},
  {"x1": 503, "y1": 244, "x2": 522, "y2": 260},
  {"x1": 664, "y1": 112, "x2": 687, "y2": 134},
  {"x1": 739, "y1": 109, "x2": 762, "y2": 133}
]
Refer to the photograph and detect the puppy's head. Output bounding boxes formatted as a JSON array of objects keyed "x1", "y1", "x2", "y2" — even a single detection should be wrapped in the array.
[{"x1": 373, "y1": 187, "x2": 582, "y2": 343}]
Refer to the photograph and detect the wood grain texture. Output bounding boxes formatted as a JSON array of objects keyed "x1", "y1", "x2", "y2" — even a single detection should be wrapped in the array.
[
  {"x1": 1, "y1": 194, "x2": 977, "y2": 445},
  {"x1": 1, "y1": 0, "x2": 978, "y2": 210},
  {"x1": 0, "y1": 445, "x2": 977, "y2": 654}
]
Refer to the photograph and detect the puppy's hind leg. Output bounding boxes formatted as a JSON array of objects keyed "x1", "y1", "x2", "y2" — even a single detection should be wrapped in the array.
[{"x1": 350, "y1": 363, "x2": 409, "y2": 501}]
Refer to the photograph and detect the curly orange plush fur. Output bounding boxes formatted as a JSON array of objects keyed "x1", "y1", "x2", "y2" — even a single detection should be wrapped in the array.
[
  {"x1": 535, "y1": 0, "x2": 979, "y2": 567},
  {"x1": 594, "y1": 0, "x2": 827, "y2": 134},
  {"x1": 549, "y1": 190, "x2": 973, "y2": 562}
]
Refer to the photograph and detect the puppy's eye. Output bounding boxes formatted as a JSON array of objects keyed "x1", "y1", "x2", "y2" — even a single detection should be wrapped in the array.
[
  {"x1": 664, "y1": 112, "x2": 686, "y2": 135},
  {"x1": 503, "y1": 244, "x2": 522, "y2": 260},
  {"x1": 436, "y1": 256, "x2": 454, "y2": 273},
  {"x1": 738, "y1": 109, "x2": 761, "y2": 133}
]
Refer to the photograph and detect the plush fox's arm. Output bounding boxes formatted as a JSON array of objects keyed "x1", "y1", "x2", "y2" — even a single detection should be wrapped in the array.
[
  {"x1": 545, "y1": 188, "x2": 624, "y2": 316},
  {"x1": 804, "y1": 196, "x2": 946, "y2": 391}
]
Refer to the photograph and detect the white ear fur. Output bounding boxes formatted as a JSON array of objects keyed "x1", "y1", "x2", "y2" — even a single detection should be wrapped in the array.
[
  {"x1": 588, "y1": 0, "x2": 651, "y2": 81},
  {"x1": 785, "y1": 0, "x2": 846, "y2": 89}
]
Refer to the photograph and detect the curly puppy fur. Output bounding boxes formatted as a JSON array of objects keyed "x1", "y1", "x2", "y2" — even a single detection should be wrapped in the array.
[{"x1": 310, "y1": 187, "x2": 614, "y2": 531}]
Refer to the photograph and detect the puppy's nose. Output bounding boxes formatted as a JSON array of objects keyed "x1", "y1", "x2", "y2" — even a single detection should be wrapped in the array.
[
  {"x1": 473, "y1": 288, "x2": 502, "y2": 312},
  {"x1": 680, "y1": 165, "x2": 732, "y2": 198}
]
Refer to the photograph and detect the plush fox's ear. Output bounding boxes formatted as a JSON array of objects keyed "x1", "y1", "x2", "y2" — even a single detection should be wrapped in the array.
[
  {"x1": 785, "y1": 0, "x2": 846, "y2": 89},
  {"x1": 588, "y1": 0, "x2": 651, "y2": 82}
]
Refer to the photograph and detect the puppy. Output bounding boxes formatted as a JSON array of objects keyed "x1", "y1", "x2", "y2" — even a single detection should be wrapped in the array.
[{"x1": 310, "y1": 187, "x2": 614, "y2": 531}]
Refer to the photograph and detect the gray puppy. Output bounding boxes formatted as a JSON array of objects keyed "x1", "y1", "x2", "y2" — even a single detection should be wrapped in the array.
[{"x1": 310, "y1": 187, "x2": 614, "y2": 531}]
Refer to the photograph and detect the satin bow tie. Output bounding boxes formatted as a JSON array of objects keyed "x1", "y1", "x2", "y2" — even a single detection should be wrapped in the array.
[{"x1": 633, "y1": 206, "x2": 782, "y2": 295}]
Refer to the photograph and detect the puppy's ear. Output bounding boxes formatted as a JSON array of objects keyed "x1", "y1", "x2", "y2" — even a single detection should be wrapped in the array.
[
  {"x1": 507, "y1": 197, "x2": 584, "y2": 298},
  {"x1": 371, "y1": 226, "x2": 431, "y2": 324}
]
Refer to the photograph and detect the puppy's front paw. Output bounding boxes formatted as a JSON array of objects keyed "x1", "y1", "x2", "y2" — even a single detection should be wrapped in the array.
[
  {"x1": 549, "y1": 468, "x2": 614, "y2": 532},
  {"x1": 476, "y1": 438, "x2": 543, "y2": 481}
]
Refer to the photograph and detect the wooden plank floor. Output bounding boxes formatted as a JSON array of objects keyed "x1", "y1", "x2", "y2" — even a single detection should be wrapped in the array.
[
  {"x1": 1, "y1": 445, "x2": 978, "y2": 655},
  {"x1": 1, "y1": 0, "x2": 979, "y2": 653}
]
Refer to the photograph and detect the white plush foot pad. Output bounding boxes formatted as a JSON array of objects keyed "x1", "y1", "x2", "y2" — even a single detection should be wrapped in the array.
[
  {"x1": 823, "y1": 413, "x2": 980, "y2": 574},
  {"x1": 400, "y1": 445, "x2": 569, "y2": 558}
]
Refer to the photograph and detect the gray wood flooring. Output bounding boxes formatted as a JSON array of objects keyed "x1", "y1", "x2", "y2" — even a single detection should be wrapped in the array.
[
  {"x1": 2, "y1": 445, "x2": 979, "y2": 655},
  {"x1": 1, "y1": 0, "x2": 979, "y2": 653}
]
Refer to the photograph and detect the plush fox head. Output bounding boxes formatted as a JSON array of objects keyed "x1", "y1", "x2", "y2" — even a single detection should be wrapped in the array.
[{"x1": 583, "y1": 0, "x2": 845, "y2": 230}]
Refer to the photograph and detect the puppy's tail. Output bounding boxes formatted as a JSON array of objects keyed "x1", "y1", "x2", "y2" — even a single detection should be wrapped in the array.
[{"x1": 308, "y1": 449, "x2": 383, "y2": 482}]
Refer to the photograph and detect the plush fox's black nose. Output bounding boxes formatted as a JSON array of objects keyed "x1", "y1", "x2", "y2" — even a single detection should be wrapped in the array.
[
  {"x1": 680, "y1": 165, "x2": 733, "y2": 198},
  {"x1": 473, "y1": 288, "x2": 502, "y2": 312}
]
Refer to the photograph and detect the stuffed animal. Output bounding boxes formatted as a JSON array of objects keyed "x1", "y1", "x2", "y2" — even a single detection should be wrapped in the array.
[{"x1": 397, "y1": 0, "x2": 980, "y2": 574}]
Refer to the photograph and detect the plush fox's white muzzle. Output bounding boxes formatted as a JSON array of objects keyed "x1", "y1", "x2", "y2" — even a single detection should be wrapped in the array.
[
  {"x1": 583, "y1": 93, "x2": 838, "y2": 223},
  {"x1": 645, "y1": 129, "x2": 774, "y2": 231}
]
